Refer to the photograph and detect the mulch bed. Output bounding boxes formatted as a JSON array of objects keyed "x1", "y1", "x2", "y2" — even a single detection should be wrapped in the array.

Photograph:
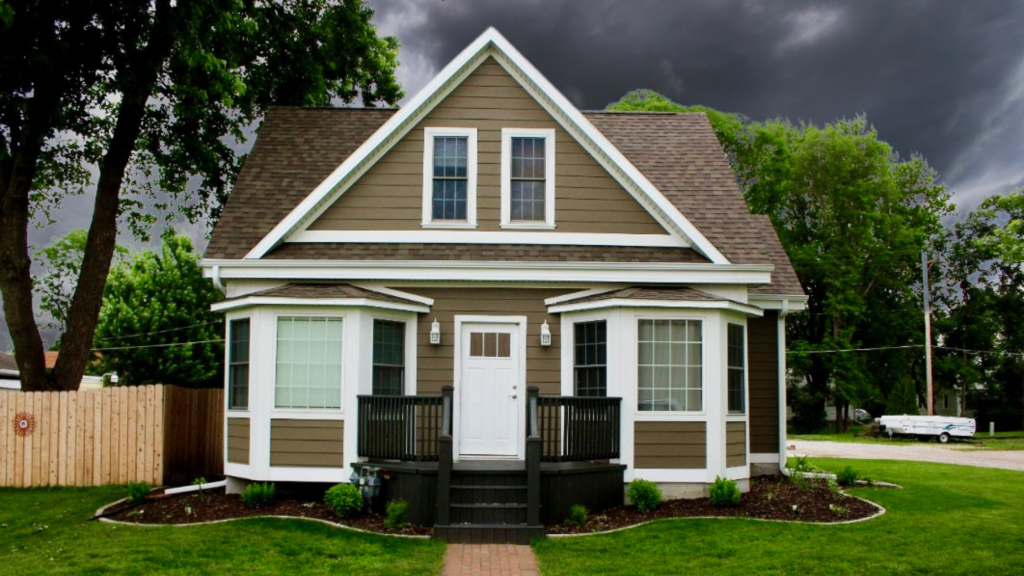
[
  {"x1": 546, "y1": 476, "x2": 883, "y2": 535},
  {"x1": 102, "y1": 488, "x2": 433, "y2": 537}
]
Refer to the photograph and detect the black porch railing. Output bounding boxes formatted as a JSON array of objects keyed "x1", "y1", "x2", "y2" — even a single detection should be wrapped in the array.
[
  {"x1": 536, "y1": 395, "x2": 621, "y2": 462},
  {"x1": 357, "y1": 394, "x2": 444, "y2": 461}
]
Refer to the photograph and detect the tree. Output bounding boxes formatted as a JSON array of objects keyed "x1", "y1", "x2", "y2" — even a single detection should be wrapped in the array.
[
  {"x1": 93, "y1": 233, "x2": 223, "y2": 388},
  {"x1": 0, "y1": 0, "x2": 402, "y2": 391},
  {"x1": 34, "y1": 230, "x2": 127, "y2": 336},
  {"x1": 607, "y1": 91, "x2": 953, "y2": 431}
]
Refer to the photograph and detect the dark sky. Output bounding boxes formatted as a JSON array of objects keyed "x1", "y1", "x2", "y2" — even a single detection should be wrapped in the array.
[{"x1": 3, "y1": 0, "x2": 1023, "y2": 351}]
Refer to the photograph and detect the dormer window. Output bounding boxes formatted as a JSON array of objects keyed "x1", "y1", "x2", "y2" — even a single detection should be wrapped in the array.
[
  {"x1": 501, "y1": 128, "x2": 555, "y2": 228},
  {"x1": 422, "y1": 127, "x2": 477, "y2": 228}
]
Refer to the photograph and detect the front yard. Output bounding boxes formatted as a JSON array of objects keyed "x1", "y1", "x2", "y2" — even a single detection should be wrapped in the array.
[
  {"x1": 0, "y1": 486, "x2": 445, "y2": 575},
  {"x1": 533, "y1": 458, "x2": 1024, "y2": 576}
]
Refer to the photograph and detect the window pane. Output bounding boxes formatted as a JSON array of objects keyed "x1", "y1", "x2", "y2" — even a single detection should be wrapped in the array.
[
  {"x1": 574, "y1": 321, "x2": 607, "y2": 396},
  {"x1": 637, "y1": 319, "x2": 702, "y2": 412},
  {"x1": 373, "y1": 320, "x2": 405, "y2": 396},
  {"x1": 727, "y1": 324, "x2": 745, "y2": 413},
  {"x1": 509, "y1": 136, "x2": 546, "y2": 222},
  {"x1": 432, "y1": 136, "x2": 469, "y2": 221},
  {"x1": 275, "y1": 317, "x2": 342, "y2": 409},
  {"x1": 228, "y1": 319, "x2": 250, "y2": 410}
]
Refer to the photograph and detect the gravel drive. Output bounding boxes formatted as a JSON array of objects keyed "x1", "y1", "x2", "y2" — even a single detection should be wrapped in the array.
[{"x1": 791, "y1": 440, "x2": 1024, "y2": 471}]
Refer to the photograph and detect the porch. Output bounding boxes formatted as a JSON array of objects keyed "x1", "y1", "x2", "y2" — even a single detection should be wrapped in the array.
[{"x1": 356, "y1": 387, "x2": 625, "y2": 543}]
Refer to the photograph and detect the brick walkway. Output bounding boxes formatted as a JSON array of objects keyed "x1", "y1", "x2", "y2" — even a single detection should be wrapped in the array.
[{"x1": 442, "y1": 544, "x2": 541, "y2": 576}]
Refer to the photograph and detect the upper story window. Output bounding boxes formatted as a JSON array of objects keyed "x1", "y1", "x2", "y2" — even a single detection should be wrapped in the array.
[
  {"x1": 422, "y1": 127, "x2": 477, "y2": 228},
  {"x1": 501, "y1": 128, "x2": 555, "y2": 228}
]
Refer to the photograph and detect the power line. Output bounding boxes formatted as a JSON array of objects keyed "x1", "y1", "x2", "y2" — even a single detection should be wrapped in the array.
[
  {"x1": 92, "y1": 320, "x2": 224, "y2": 342},
  {"x1": 92, "y1": 339, "x2": 224, "y2": 352},
  {"x1": 787, "y1": 344, "x2": 1024, "y2": 358}
]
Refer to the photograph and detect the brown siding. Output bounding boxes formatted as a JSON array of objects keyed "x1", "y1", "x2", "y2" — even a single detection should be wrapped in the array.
[
  {"x1": 400, "y1": 287, "x2": 571, "y2": 396},
  {"x1": 310, "y1": 57, "x2": 666, "y2": 235},
  {"x1": 227, "y1": 417, "x2": 250, "y2": 465},
  {"x1": 633, "y1": 421, "x2": 706, "y2": 469},
  {"x1": 748, "y1": 311, "x2": 780, "y2": 453},
  {"x1": 726, "y1": 421, "x2": 746, "y2": 467},
  {"x1": 269, "y1": 419, "x2": 344, "y2": 467}
]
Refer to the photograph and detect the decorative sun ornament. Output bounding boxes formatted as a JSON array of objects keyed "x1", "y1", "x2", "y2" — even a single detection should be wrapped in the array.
[{"x1": 13, "y1": 412, "x2": 35, "y2": 437}]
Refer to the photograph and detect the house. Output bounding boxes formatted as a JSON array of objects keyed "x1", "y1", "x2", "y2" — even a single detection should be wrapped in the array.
[
  {"x1": 0, "y1": 352, "x2": 105, "y2": 391},
  {"x1": 201, "y1": 28, "x2": 806, "y2": 542}
]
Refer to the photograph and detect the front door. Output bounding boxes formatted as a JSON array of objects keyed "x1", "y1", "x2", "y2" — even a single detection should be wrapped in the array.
[{"x1": 458, "y1": 323, "x2": 521, "y2": 458}]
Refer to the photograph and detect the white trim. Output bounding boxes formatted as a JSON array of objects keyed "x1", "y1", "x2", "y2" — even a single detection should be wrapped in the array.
[
  {"x1": 348, "y1": 284, "x2": 436, "y2": 307},
  {"x1": 243, "y1": 28, "x2": 728, "y2": 263},
  {"x1": 266, "y1": 466, "x2": 349, "y2": 483},
  {"x1": 549, "y1": 298, "x2": 764, "y2": 316},
  {"x1": 211, "y1": 297, "x2": 429, "y2": 314},
  {"x1": 631, "y1": 469, "x2": 709, "y2": 483},
  {"x1": 544, "y1": 287, "x2": 625, "y2": 306},
  {"x1": 422, "y1": 127, "x2": 478, "y2": 227},
  {"x1": 202, "y1": 259, "x2": 773, "y2": 285},
  {"x1": 287, "y1": 229, "x2": 685, "y2": 247},
  {"x1": 500, "y1": 128, "x2": 556, "y2": 228},
  {"x1": 725, "y1": 465, "x2": 749, "y2": 481},
  {"x1": 749, "y1": 294, "x2": 808, "y2": 311},
  {"x1": 453, "y1": 315, "x2": 528, "y2": 460}
]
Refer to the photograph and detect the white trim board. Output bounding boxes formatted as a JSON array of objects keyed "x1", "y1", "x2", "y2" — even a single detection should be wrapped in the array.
[
  {"x1": 287, "y1": 230, "x2": 686, "y2": 247},
  {"x1": 243, "y1": 27, "x2": 727, "y2": 264}
]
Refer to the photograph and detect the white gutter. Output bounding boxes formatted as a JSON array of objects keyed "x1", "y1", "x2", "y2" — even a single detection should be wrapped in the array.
[
  {"x1": 778, "y1": 299, "x2": 790, "y2": 477},
  {"x1": 211, "y1": 265, "x2": 226, "y2": 295}
]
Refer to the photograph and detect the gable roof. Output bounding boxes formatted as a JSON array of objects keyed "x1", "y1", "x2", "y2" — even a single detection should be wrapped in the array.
[{"x1": 0, "y1": 352, "x2": 16, "y2": 372}]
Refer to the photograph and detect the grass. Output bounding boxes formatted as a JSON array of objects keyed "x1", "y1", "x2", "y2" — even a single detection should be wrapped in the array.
[
  {"x1": 533, "y1": 459, "x2": 1024, "y2": 576},
  {"x1": 0, "y1": 485, "x2": 445, "y2": 575},
  {"x1": 790, "y1": 426, "x2": 1024, "y2": 450}
]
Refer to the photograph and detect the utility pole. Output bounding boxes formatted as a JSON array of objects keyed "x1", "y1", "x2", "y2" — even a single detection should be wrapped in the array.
[{"x1": 923, "y1": 252, "x2": 934, "y2": 416}]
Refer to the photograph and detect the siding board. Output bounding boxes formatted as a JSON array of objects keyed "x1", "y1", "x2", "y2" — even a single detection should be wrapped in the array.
[
  {"x1": 227, "y1": 417, "x2": 250, "y2": 465},
  {"x1": 634, "y1": 421, "x2": 706, "y2": 469},
  {"x1": 748, "y1": 312, "x2": 780, "y2": 454},
  {"x1": 269, "y1": 419, "x2": 344, "y2": 467},
  {"x1": 726, "y1": 421, "x2": 747, "y2": 467},
  {"x1": 310, "y1": 57, "x2": 666, "y2": 235}
]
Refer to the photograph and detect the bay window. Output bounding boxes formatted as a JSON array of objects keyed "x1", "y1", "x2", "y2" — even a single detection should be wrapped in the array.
[
  {"x1": 275, "y1": 316, "x2": 343, "y2": 410},
  {"x1": 638, "y1": 319, "x2": 702, "y2": 412}
]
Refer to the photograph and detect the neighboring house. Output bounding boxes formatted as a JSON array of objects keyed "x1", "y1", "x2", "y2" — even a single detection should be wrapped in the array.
[
  {"x1": 0, "y1": 351, "x2": 104, "y2": 391},
  {"x1": 201, "y1": 28, "x2": 806, "y2": 542}
]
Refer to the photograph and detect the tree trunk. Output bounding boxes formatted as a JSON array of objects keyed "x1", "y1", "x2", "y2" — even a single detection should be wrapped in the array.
[{"x1": 51, "y1": 0, "x2": 176, "y2": 391}]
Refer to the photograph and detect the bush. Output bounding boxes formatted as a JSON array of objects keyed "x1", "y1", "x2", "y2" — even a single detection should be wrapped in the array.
[
  {"x1": 565, "y1": 504, "x2": 589, "y2": 527},
  {"x1": 826, "y1": 476, "x2": 842, "y2": 498},
  {"x1": 708, "y1": 476, "x2": 741, "y2": 508},
  {"x1": 837, "y1": 466, "x2": 859, "y2": 486},
  {"x1": 324, "y1": 483, "x2": 363, "y2": 518},
  {"x1": 126, "y1": 481, "x2": 152, "y2": 504},
  {"x1": 241, "y1": 482, "x2": 276, "y2": 509},
  {"x1": 790, "y1": 469, "x2": 811, "y2": 492},
  {"x1": 859, "y1": 421, "x2": 881, "y2": 438},
  {"x1": 628, "y1": 479, "x2": 662, "y2": 513},
  {"x1": 384, "y1": 499, "x2": 408, "y2": 529}
]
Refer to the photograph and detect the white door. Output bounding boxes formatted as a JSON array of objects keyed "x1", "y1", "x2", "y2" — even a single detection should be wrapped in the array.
[{"x1": 458, "y1": 323, "x2": 521, "y2": 458}]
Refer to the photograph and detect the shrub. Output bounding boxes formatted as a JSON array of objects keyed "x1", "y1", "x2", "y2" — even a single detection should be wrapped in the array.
[
  {"x1": 325, "y1": 483, "x2": 363, "y2": 518},
  {"x1": 384, "y1": 499, "x2": 409, "y2": 529},
  {"x1": 126, "y1": 481, "x2": 152, "y2": 504},
  {"x1": 628, "y1": 479, "x2": 662, "y2": 513},
  {"x1": 790, "y1": 469, "x2": 811, "y2": 492},
  {"x1": 708, "y1": 476, "x2": 741, "y2": 508},
  {"x1": 837, "y1": 466, "x2": 859, "y2": 486},
  {"x1": 826, "y1": 476, "x2": 842, "y2": 498},
  {"x1": 860, "y1": 421, "x2": 881, "y2": 438},
  {"x1": 242, "y1": 482, "x2": 276, "y2": 509},
  {"x1": 565, "y1": 504, "x2": 589, "y2": 527},
  {"x1": 793, "y1": 456, "x2": 823, "y2": 473}
]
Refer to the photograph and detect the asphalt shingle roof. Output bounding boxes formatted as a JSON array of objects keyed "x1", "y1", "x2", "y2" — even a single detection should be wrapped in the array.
[{"x1": 226, "y1": 283, "x2": 418, "y2": 305}]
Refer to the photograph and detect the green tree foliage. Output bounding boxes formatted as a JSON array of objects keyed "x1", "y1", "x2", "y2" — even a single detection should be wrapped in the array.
[
  {"x1": 92, "y1": 233, "x2": 223, "y2": 388},
  {"x1": 885, "y1": 376, "x2": 921, "y2": 416},
  {"x1": 1, "y1": 0, "x2": 403, "y2": 391},
  {"x1": 607, "y1": 91, "x2": 953, "y2": 430},
  {"x1": 34, "y1": 230, "x2": 127, "y2": 336}
]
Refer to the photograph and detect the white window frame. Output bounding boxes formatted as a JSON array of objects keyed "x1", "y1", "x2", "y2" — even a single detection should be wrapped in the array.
[
  {"x1": 226, "y1": 315, "x2": 252, "y2": 412},
  {"x1": 369, "y1": 311, "x2": 418, "y2": 396},
  {"x1": 271, "y1": 312, "x2": 347, "y2": 413},
  {"x1": 635, "y1": 314, "x2": 706, "y2": 417},
  {"x1": 726, "y1": 322, "x2": 747, "y2": 415},
  {"x1": 422, "y1": 127, "x2": 478, "y2": 228},
  {"x1": 500, "y1": 128, "x2": 556, "y2": 229}
]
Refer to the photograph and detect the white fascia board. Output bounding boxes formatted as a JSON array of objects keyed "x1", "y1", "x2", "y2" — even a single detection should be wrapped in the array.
[
  {"x1": 544, "y1": 287, "x2": 626, "y2": 306},
  {"x1": 245, "y1": 27, "x2": 726, "y2": 263},
  {"x1": 484, "y1": 31, "x2": 729, "y2": 264},
  {"x1": 211, "y1": 296, "x2": 430, "y2": 314},
  {"x1": 243, "y1": 30, "x2": 498, "y2": 259},
  {"x1": 548, "y1": 298, "x2": 764, "y2": 316},
  {"x1": 348, "y1": 284, "x2": 436, "y2": 307},
  {"x1": 288, "y1": 230, "x2": 686, "y2": 247},
  {"x1": 202, "y1": 259, "x2": 773, "y2": 285},
  {"x1": 749, "y1": 294, "x2": 809, "y2": 311}
]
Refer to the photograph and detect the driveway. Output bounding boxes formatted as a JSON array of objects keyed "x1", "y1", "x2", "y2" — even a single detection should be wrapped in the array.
[{"x1": 791, "y1": 440, "x2": 1024, "y2": 471}]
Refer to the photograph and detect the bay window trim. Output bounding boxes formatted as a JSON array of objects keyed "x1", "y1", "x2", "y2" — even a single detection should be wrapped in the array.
[
  {"x1": 271, "y1": 311, "x2": 347, "y2": 413},
  {"x1": 500, "y1": 128, "x2": 556, "y2": 229},
  {"x1": 422, "y1": 127, "x2": 478, "y2": 228}
]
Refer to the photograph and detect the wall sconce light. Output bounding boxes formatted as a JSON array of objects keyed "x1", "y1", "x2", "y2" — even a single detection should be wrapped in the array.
[
  {"x1": 540, "y1": 320, "x2": 552, "y2": 347},
  {"x1": 430, "y1": 318, "x2": 441, "y2": 345}
]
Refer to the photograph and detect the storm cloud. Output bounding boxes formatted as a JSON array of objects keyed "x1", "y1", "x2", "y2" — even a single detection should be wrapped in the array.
[{"x1": 3, "y1": 0, "x2": 1023, "y2": 351}]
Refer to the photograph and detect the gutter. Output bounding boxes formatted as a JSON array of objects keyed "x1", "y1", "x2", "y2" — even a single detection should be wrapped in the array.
[
  {"x1": 211, "y1": 265, "x2": 226, "y2": 295},
  {"x1": 778, "y1": 299, "x2": 790, "y2": 477}
]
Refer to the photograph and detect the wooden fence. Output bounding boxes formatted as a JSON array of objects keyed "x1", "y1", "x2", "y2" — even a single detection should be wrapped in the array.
[{"x1": 0, "y1": 385, "x2": 223, "y2": 487}]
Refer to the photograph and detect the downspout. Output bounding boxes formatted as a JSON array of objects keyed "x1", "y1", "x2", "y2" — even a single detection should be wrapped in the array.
[
  {"x1": 212, "y1": 265, "x2": 227, "y2": 295},
  {"x1": 778, "y1": 299, "x2": 790, "y2": 477}
]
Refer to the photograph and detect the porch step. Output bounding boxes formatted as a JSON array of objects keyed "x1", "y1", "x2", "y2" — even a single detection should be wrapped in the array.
[
  {"x1": 450, "y1": 502, "x2": 528, "y2": 525},
  {"x1": 434, "y1": 524, "x2": 544, "y2": 545},
  {"x1": 450, "y1": 484, "x2": 528, "y2": 505}
]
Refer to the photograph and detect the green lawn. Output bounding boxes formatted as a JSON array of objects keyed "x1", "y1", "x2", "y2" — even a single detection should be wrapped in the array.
[
  {"x1": 533, "y1": 459, "x2": 1024, "y2": 576},
  {"x1": 0, "y1": 486, "x2": 445, "y2": 575},
  {"x1": 790, "y1": 426, "x2": 1024, "y2": 450}
]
